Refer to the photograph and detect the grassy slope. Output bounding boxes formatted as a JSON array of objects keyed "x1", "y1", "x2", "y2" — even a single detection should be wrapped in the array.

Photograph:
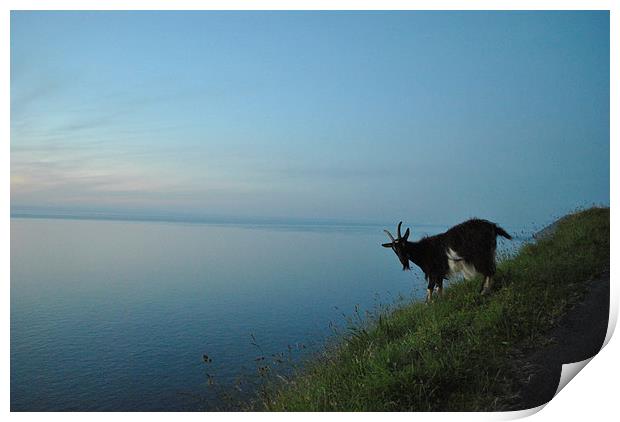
[{"x1": 265, "y1": 207, "x2": 610, "y2": 411}]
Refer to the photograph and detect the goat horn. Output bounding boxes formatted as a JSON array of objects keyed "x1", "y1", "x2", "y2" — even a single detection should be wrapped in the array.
[
  {"x1": 397, "y1": 221, "x2": 403, "y2": 239},
  {"x1": 384, "y1": 230, "x2": 396, "y2": 242}
]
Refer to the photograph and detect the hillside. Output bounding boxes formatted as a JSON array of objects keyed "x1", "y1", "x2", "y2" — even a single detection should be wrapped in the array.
[{"x1": 261, "y1": 207, "x2": 610, "y2": 411}]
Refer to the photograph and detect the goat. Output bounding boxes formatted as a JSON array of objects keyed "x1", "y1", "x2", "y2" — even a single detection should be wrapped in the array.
[{"x1": 382, "y1": 220, "x2": 512, "y2": 303}]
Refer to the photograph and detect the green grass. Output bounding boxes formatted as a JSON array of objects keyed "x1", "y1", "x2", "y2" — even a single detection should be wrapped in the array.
[{"x1": 262, "y1": 207, "x2": 610, "y2": 411}]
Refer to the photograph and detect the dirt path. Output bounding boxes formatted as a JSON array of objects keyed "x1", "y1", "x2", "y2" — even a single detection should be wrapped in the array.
[{"x1": 511, "y1": 271, "x2": 610, "y2": 410}]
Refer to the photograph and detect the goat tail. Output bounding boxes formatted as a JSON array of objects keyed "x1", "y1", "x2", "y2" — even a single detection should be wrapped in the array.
[{"x1": 495, "y1": 225, "x2": 512, "y2": 240}]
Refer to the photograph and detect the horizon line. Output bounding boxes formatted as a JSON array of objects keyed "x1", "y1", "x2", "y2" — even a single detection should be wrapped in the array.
[
  {"x1": 9, "y1": 207, "x2": 406, "y2": 229},
  {"x1": 10, "y1": 206, "x2": 534, "y2": 234}
]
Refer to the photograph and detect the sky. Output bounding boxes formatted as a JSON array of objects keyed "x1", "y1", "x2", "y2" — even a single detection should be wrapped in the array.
[{"x1": 10, "y1": 11, "x2": 610, "y2": 227}]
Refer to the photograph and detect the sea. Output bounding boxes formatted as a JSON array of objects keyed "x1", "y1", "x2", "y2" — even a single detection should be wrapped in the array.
[{"x1": 10, "y1": 216, "x2": 523, "y2": 411}]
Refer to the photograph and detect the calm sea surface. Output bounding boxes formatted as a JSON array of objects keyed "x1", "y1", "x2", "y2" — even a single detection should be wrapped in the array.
[{"x1": 11, "y1": 217, "x2": 520, "y2": 411}]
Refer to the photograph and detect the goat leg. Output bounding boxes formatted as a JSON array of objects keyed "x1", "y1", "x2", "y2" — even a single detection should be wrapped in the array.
[
  {"x1": 426, "y1": 277, "x2": 437, "y2": 304},
  {"x1": 480, "y1": 276, "x2": 493, "y2": 295}
]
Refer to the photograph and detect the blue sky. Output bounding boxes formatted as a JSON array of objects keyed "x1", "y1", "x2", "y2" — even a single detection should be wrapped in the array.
[{"x1": 10, "y1": 11, "x2": 609, "y2": 227}]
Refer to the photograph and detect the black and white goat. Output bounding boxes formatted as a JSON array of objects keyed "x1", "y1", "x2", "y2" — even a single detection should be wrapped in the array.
[{"x1": 382, "y1": 220, "x2": 512, "y2": 302}]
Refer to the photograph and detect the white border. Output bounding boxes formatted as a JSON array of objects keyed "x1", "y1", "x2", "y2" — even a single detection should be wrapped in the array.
[{"x1": 3, "y1": 1, "x2": 617, "y2": 421}]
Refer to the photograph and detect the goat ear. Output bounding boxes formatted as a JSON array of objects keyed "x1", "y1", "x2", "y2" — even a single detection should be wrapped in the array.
[
  {"x1": 381, "y1": 242, "x2": 393, "y2": 248},
  {"x1": 403, "y1": 228, "x2": 410, "y2": 241}
]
